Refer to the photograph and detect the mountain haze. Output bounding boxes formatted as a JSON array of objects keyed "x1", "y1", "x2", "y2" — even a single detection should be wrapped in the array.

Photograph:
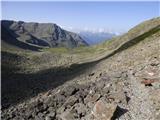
[{"x1": 79, "y1": 31, "x2": 115, "y2": 45}]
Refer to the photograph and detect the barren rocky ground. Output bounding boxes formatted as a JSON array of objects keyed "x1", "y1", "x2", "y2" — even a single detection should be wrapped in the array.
[{"x1": 1, "y1": 18, "x2": 160, "y2": 120}]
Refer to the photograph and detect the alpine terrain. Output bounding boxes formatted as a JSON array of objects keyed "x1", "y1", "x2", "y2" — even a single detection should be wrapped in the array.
[
  {"x1": 1, "y1": 20, "x2": 88, "y2": 49},
  {"x1": 1, "y1": 17, "x2": 160, "y2": 120}
]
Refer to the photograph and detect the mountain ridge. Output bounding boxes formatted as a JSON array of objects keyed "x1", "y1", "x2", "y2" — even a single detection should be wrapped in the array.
[{"x1": 1, "y1": 20, "x2": 88, "y2": 50}]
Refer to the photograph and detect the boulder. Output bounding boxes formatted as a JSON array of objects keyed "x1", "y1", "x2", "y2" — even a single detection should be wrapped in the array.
[{"x1": 92, "y1": 100, "x2": 117, "y2": 120}]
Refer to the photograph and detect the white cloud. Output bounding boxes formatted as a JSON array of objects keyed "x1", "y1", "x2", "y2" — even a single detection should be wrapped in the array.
[{"x1": 61, "y1": 26, "x2": 127, "y2": 35}]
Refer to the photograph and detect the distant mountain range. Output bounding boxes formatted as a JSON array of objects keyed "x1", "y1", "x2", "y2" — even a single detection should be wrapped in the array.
[
  {"x1": 78, "y1": 31, "x2": 116, "y2": 45},
  {"x1": 1, "y1": 20, "x2": 88, "y2": 50}
]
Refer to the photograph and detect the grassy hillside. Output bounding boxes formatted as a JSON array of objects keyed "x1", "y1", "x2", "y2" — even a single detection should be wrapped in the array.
[{"x1": 1, "y1": 17, "x2": 160, "y2": 74}]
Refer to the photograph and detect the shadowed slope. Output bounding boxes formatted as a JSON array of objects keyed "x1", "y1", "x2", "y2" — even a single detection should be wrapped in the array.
[
  {"x1": 1, "y1": 24, "x2": 41, "y2": 51},
  {"x1": 2, "y1": 23, "x2": 160, "y2": 109}
]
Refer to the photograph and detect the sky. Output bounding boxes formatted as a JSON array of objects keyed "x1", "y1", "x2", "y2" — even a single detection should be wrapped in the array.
[{"x1": 1, "y1": 1, "x2": 159, "y2": 33}]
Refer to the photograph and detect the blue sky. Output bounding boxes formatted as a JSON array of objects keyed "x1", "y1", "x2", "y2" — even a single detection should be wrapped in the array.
[{"x1": 1, "y1": 1, "x2": 159, "y2": 33}]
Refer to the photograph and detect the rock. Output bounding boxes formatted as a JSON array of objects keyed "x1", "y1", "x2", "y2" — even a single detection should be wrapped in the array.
[
  {"x1": 26, "y1": 100, "x2": 45, "y2": 116},
  {"x1": 64, "y1": 96, "x2": 78, "y2": 107},
  {"x1": 141, "y1": 79, "x2": 155, "y2": 86},
  {"x1": 107, "y1": 92, "x2": 129, "y2": 105},
  {"x1": 85, "y1": 114, "x2": 95, "y2": 120},
  {"x1": 150, "y1": 61, "x2": 159, "y2": 66},
  {"x1": 55, "y1": 94, "x2": 66, "y2": 106},
  {"x1": 59, "y1": 109, "x2": 75, "y2": 120},
  {"x1": 90, "y1": 94, "x2": 101, "y2": 103},
  {"x1": 84, "y1": 93, "x2": 101, "y2": 109},
  {"x1": 45, "y1": 116, "x2": 52, "y2": 120},
  {"x1": 147, "y1": 72, "x2": 155, "y2": 76},
  {"x1": 34, "y1": 115, "x2": 44, "y2": 120},
  {"x1": 48, "y1": 112, "x2": 56, "y2": 117},
  {"x1": 149, "y1": 89, "x2": 160, "y2": 108},
  {"x1": 89, "y1": 72, "x2": 95, "y2": 77},
  {"x1": 25, "y1": 110, "x2": 33, "y2": 119},
  {"x1": 92, "y1": 99, "x2": 117, "y2": 120},
  {"x1": 84, "y1": 93, "x2": 101, "y2": 103},
  {"x1": 8, "y1": 112, "x2": 16, "y2": 119},
  {"x1": 45, "y1": 112, "x2": 56, "y2": 120},
  {"x1": 44, "y1": 97, "x2": 56, "y2": 107},
  {"x1": 102, "y1": 84, "x2": 111, "y2": 94},
  {"x1": 76, "y1": 86, "x2": 88, "y2": 99},
  {"x1": 44, "y1": 90, "x2": 52, "y2": 97},
  {"x1": 36, "y1": 103, "x2": 46, "y2": 113},
  {"x1": 84, "y1": 95, "x2": 91, "y2": 104},
  {"x1": 87, "y1": 102, "x2": 95, "y2": 109},
  {"x1": 38, "y1": 112, "x2": 45, "y2": 118},
  {"x1": 74, "y1": 103, "x2": 87, "y2": 117},
  {"x1": 121, "y1": 72, "x2": 128, "y2": 80},
  {"x1": 113, "y1": 72, "x2": 122, "y2": 78},
  {"x1": 48, "y1": 107, "x2": 55, "y2": 113},
  {"x1": 96, "y1": 79, "x2": 106, "y2": 90},
  {"x1": 57, "y1": 106, "x2": 66, "y2": 114},
  {"x1": 152, "y1": 82, "x2": 160, "y2": 89},
  {"x1": 61, "y1": 86, "x2": 78, "y2": 96}
]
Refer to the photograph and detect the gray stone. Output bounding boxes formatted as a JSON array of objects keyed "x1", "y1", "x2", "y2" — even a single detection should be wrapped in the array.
[
  {"x1": 45, "y1": 116, "x2": 52, "y2": 120},
  {"x1": 48, "y1": 107, "x2": 55, "y2": 113},
  {"x1": 90, "y1": 93, "x2": 101, "y2": 103},
  {"x1": 57, "y1": 106, "x2": 66, "y2": 114},
  {"x1": 59, "y1": 109, "x2": 75, "y2": 120},
  {"x1": 61, "y1": 86, "x2": 78, "y2": 96},
  {"x1": 74, "y1": 103, "x2": 87, "y2": 116},
  {"x1": 151, "y1": 81, "x2": 160, "y2": 89},
  {"x1": 55, "y1": 94, "x2": 66, "y2": 106},
  {"x1": 84, "y1": 93, "x2": 101, "y2": 105},
  {"x1": 45, "y1": 112, "x2": 56, "y2": 120},
  {"x1": 64, "y1": 96, "x2": 78, "y2": 107},
  {"x1": 92, "y1": 99, "x2": 117, "y2": 120},
  {"x1": 108, "y1": 92, "x2": 128, "y2": 105},
  {"x1": 113, "y1": 72, "x2": 122, "y2": 78},
  {"x1": 34, "y1": 115, "x2": 44, "y2": 120}
]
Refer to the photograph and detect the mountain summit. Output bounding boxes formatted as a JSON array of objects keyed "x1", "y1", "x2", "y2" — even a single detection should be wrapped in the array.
[{"x1": 1, "y1": 20, "x2": 88, "y2": 49}]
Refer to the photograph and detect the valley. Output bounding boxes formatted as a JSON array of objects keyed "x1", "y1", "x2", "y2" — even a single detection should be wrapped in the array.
[{"x1": 1, "y1": 17, "x2": 160, "y2": 120}]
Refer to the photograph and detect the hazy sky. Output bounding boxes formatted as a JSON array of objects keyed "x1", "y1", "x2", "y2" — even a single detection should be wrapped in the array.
[{"x1": 1, "y1": 1, "x2": 159, "y2": 33}]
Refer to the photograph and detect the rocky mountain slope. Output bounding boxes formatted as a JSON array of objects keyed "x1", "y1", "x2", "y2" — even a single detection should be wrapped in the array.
[
  {"x1": 1, "y1": 20, "x2": 88, "y2": 49},
  {"x1": 1, "y1": 17, "x2": 160, "y2": 120}
]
